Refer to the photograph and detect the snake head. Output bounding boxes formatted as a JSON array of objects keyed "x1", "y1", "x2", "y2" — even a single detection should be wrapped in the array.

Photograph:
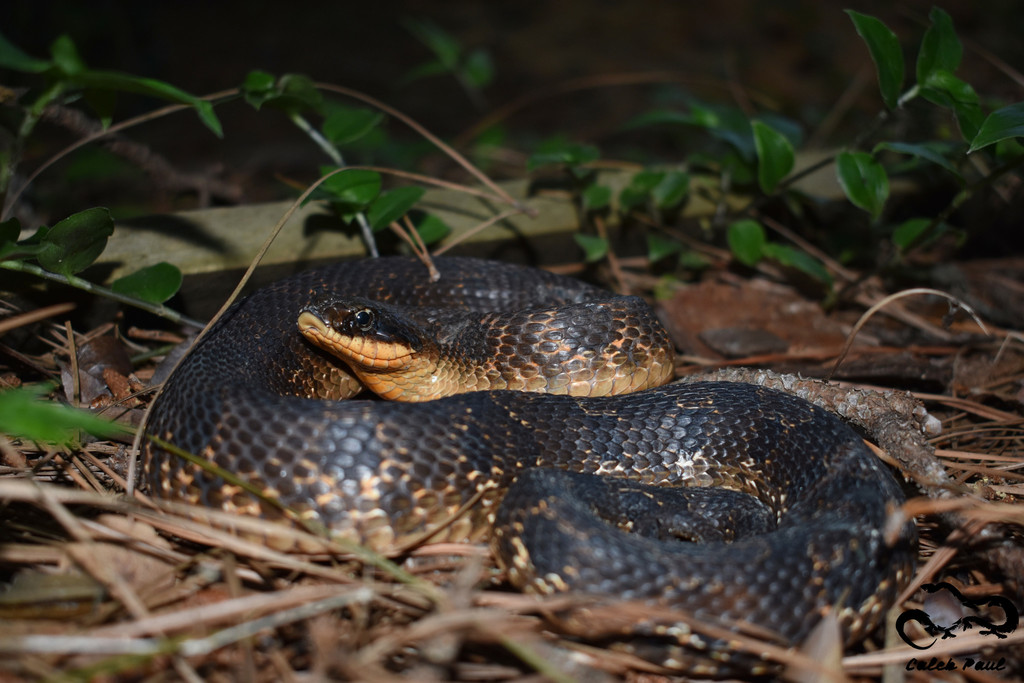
[{"x1": 298, "y1": 296, "x2": 425, "y2": 371}]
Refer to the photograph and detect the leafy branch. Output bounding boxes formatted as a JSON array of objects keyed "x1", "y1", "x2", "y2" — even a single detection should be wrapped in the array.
[
  {"x1": 0, "y1": 208, "x2": 200, "y2": 327},
  {"x1": 523, "y1": 7, "x2": 1024, "y2": 291}
]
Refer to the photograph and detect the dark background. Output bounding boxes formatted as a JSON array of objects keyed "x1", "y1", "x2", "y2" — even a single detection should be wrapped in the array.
[{"x1": 4, "y1": 1, "x2": 1023, "y2": 215}]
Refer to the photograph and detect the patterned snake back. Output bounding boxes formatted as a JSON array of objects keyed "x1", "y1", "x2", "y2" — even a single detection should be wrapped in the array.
[{"x1": 144, "y1": 256, "x2": 917, "y2": 674}]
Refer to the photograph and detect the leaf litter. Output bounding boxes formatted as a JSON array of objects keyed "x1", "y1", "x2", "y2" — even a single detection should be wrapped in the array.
[{"x1": 0, "y1": 257, "x2": 1023, "y2": 682}]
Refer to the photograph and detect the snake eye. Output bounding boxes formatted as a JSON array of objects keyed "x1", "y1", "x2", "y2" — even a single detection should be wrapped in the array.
[{"x1": 353, "y1": 308, "x2": 374, "y2": 331}]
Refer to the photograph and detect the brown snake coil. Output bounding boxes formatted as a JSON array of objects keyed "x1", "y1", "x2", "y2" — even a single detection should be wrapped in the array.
[{"x1": 144, "y1": 256, "x2": 917, "y2": 674}]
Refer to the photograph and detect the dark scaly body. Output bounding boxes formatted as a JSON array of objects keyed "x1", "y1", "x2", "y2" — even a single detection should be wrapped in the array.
[{"x1": 143, "y1": 256, "x2": 916, "y2": 674}]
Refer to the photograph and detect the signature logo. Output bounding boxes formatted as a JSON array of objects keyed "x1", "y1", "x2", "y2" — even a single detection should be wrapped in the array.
[{"x1": 896, "y1": 582, "x2": 1019, "y2": 650}]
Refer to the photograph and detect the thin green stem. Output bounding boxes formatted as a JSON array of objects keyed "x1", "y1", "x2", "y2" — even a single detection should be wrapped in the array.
[
  {"x1": 0, "y1": 260, "x2": 204, "y2": 329},
  {"x1": 897, "y1": 84, "x2": 921, "y2": 108},
  {"x1": 289, "y1": 112, "x2": 342, "y2": 164},
  {"x1": 289, "y1": 112, "x2": 379, "y2": 256}
]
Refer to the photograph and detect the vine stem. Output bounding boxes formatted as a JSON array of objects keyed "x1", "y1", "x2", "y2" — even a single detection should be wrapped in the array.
[
  {"x1": 289, "y1": 112, "x2": 379, "y2": 257},
  {"x1": 0, "y1": 260, "x2": 205, "y2": 329}
]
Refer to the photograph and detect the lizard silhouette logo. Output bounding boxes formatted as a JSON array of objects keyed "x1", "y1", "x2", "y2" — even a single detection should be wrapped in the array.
[{"x1": 896, "y1": 582, "x2": 1019, "y2": 650}]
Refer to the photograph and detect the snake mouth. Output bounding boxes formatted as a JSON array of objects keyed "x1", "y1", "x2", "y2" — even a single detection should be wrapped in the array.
[{"x1": 298, "y1": 309, "x2": 417, "y2": 371}]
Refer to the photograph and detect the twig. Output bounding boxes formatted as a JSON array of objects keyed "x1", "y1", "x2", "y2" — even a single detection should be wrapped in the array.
[
  {"x1": 433, "y1": 208, "x2": 521, "y2": 255},
  {"x1": 0, "y1": 302, "x2": 76, "y2": 335},
  {"x1": 828, "y1": 288, "x2": 990, "y2": 380},
  {"x1": 2, "y1": 89, "x2": 238, "y2": 221},
  {"x1": 0, "y1": 589, "x2": 374, "y2": 657}
]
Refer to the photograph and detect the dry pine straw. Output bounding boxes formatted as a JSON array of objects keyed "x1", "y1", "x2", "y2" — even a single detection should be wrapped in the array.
[{"x1": 0, "y1": 319, "x2": 1022, "y2": 682}]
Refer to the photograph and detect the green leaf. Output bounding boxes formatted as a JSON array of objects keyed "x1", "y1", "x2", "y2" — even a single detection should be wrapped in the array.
[
  {"x1": 891, "y1": 217, "x2": 932, "y2": 250},
  {"x1": 69, "y1": 70, "x2": 223, "y2": 137},
  {"x1": 582, "y1": 184, "x2": 611, "y2": 211},
  {"x1": 716, "y1": 148, "x2": 756, "y2": 185},
  {"x1": 318, "y1": 168, "x2": 381, "y2": 206},
  {"x1": 756, "y1": 113, "x2": 804, "y2": 148},
  {"x1": 73, "y1": 71, "x2": 185, "y2": 102},
  {"x1": 651, "y1": 171, "x2": 690, "y2": 209},
  {"x1": 0, "y1": 241, "x2": 45, "y2": 263},
  {"x1": 920, "y1": 70, "x2": 982, "y2": 140},
  {"x1": 404, "y1": 18, "x2": 461, "y2": 69},
  {"x1": 0, "y1": 220, "x2": 46, "y2": 262},
  {"x1": 241, "y1": 72, "x2": 322, "y2": 117},
  {"x1": 873, "y1": 141, "x2": 962, "y2": 179},
  {"x1": 473, "y1": 125, "x2": 506, "y2": 149},
  {"x1": 916, "y1": 7, "x2": 961, "y2": 84},
  {"x1": 647, "y1": 233, "x2": 682, "y2": 263},
  {"x1": 968, "y1": 101, "x2": 1024, "y2": 153},
  {"x1": 414, "y1": 214, "x2": 451, "y2": 245},
  {"x1": 0, "y1": 30, "x2": 51, "y2": 72},
  {"x1": 625, "y1": 170, "x2": 665, "y2": 193},
  {"x1": 277, "y1": 73, "x2": 323, "y2": 113},
  {"x1": 61, "y1": 147, "x2": 132, "y2": 183},
  {"x1": 244, "y1": 69, "x2": 276, "y2": 92},
  {"x1": 752, "y1": 120, "x2": 795, "y2": 193},
  {"x1": 619, "y1": 170, "x2": 689, "y2": 212},
  {"x1": 192, "y1": 101, "x2": 223, "y2": 138},
  {"x1": 0, "y1": 218, "x2": 43, "y2": 262},
  {"x1": 619, "y1": 171, "x2": 665, "y2": 211},
  {"x1": 835, "y1": 152, "x2": 889, "y2": 219},
  {"x1": 49, "y1": 35, "x2": 85, "y2": 76},
  {"x1": 400, "y1": 60, "x2": 451, "y2": 85},
  {"x1": 679, "y1": 250, "x2": 710, "y2": 270},
  {"x1": 694, "y1": 104, "x2": 755, "y2": 160},
  {"x1": 994, "y1": 137, "x2": 1024, "y2": 161},
  {"x1": 846, "y1": 10, "x2": 904, "y2": 109},
  {"x1": 17, "y1": 224, "x2": 49, "y2": 246},
  {"x1": 322, "y1": 106, "x2": 385, "y2": 146},
  {"x1": 36, "y1": 208, "x2": 114, "y2": 276},
  {"x1": 763, "y1": 243, "x2": 833, "y2": 285},
  {"x1": 685, "y1": 102, "x2": 725, "y2": 129},
  {"x1": 241, "y1": 69, "x2": 278, "y2": 107},
  {"x1": 84, "y1": 88, "x2": 118, "y2": 129},
  {"x1": 367, "y1": 186, "x2": 426, "y2": 231},
  {"x1": 574, "y1": 234, "x2": 608, "y2": 263},
  {"x1": 527, "y1": 139, "x2": 600, "y2": 171},
  {"x1": 627, "y1": 103, "x2": 757, "y2": 158},
  {"x1": 0, "y1": 385, "x2": 129, "y2": 445},
  {"x1": 619, "y1": 188, "x2": 647, "y2": 212},
  {"x1": 110, "y1": 262, "x2": 182, "y2": 304},
  {"x1": 727, "y1": 219, "x2": 766, "y2": 266},
  {"x1": 462, "y1": 48, "x2": 494, "y2": 88}
]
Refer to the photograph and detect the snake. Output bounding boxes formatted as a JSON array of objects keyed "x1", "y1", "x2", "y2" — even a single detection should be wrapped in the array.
[{"x1": 143, "y1": 255, "x2": 917, "y2": 674}]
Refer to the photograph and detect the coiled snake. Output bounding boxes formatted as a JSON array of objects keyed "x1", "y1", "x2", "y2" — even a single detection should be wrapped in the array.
[{"x1": 144, "y1": 256, "x2": 916, "y2": 674}]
